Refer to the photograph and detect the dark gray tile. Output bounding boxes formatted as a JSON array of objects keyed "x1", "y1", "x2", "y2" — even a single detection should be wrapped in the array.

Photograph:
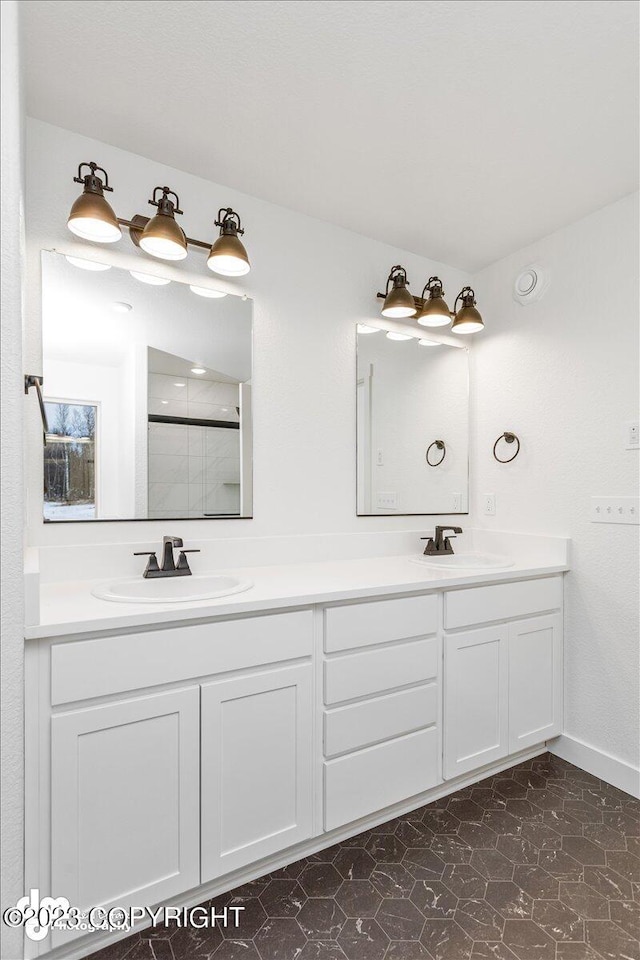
[
  {"x1": 395, "y1": 819, "x2": 435, "y2": 846},
  {"x1": 584, "y1": 919, "x2": 640, "y2": 960},
  {"x1": 563, "y1": 801, "x2": 603, "y2": 825},
  {"x1": 482, "y1": 810, "x2": 524, "y2": 837},
  {"x1": 403, "y1": 846, "x2": 446, "y2": 881},
  {"x1": 501, "y1": 919, "x2": 555, "y2": 960},
  {"x1": 297, "y1": 942, "x2": 348, "y2": 960},
  {"x1": 457, "y1": 821, "x2": 498, "y2": 849},
  {"x1": 555, "y1": 943, "x2": 602, "y2": 960},
  {"x1": 443, "y1": 863, "x2": 488, "y2": 899},
  {"x1": 519, "y1": 823, "x2": 561, "y2": 851},
  {"x1": 494, "y1": 779, "x2": 529, "y2": 800},
  {"x1": 560, "y1": 835, "x2": 606, "y2": 866},
  {"x1": 471, "y1": 943, "x2": 518, "y2": 959},
  {"x1": 254, "y1": 918, "x2": 307, "y2": 960},
  {"x1": 454, "y1": 898, "x2": 504, "y2": 941},
  {"x1": 334, "y1": 880, "x2": 383, "y2": 918},
  {"x1": 431, "y1": 834, "x2": 473, "y2": 864},
  {"x1": 470, "y1": 848, "x2": 514, "y2": 880},
  {"x1": 385, "y1": 940, "x2": 432, "y2": 959},
  {"x1": 531, "y1": 900, "x2": 583, "y2": 942},
  {"x1": 369, "y1": 863, "x2": 415, "y2": 898},
  {"x1": 512, "y1": 865, "x2": 558, "y2": 900},
  {"x1": 375, "y1": 898, "x2": 425, "y2": 940},
  {"x1": 213, "y1": 941, "x2": 262, "y2": 960},
  {"x1": 170, "y1": 924, "x2": 225, "y2": 956},
  {"x1": 583, "y1": 865, "x2": 633, "y2": 901},
  {"x1": 365, "y1": 832, "x2": 407, "y2": 862},
  {"x1": 484, "y1": 881, "x2": 533, "y2": 920},
  {"x1": 411, "y1": 880, "x2": 458, "y2": 919},
  {"x1": 337, "y1": 918, "x2": 389, "y2": 960},
  {"x1": 505, "y1": 800, "x2": 543, "y2": 823},
  {"x1": 496, "y1": 836, "x2": 538, "y2": 865},
  {"x1": 537, "y1": 849, "x2": 583, "y2": 881},
  {"x1": 541, "y1": 810, "x2": 582, "y2": 836},
  {"x1": 609, "y1": 898, "x2": 640, "y2": 940},
  {"x1": 448, "y1": 798, "x2": 486, "y2": 822},
  {"x1": 259, "y1": 879, "x2": 306, "y2": 918},
  {"x1": 299, "y1": 863, "x2": 343, "y2": 898},
  {"x1": 526, "y1": 789, "x2": 565, "y2": 812},
  {"x1": 606, "y1": 849, "x2": 640, "y2": 882},
  {"x1": 421, "y1": 809, "x2": 462, "y2": 835},
  {"x1": 583, "y1": 821, "x2": 628, "y2": 850},
  {"x1": 296, "y1": 898, "x2": 346, "y2": 940},
  {"x1": 333, "y1": 847, "x2": 376, "y2": 881},
  {"x1": 558, "y1": 881, "x2": 610, "y2": 920},
  {"x1": 420, "y1": 919, "x2": 474, "y2": 960}
]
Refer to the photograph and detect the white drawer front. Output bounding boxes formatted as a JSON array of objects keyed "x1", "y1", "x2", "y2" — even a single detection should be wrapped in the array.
[
  {"x1": 444, "y1": 576, "x2": 562, "y2": 630},
  {"x1": 51, "y1": 610, "x2": 313, "y2": 705},
  {"x1": 324, "y1": 637, "x2": 437, "y2": 705},
  {"x1": 324, "y1": 594, "x2": 437, "y2": 653},
  {"x1": 324, "y1": 727, "x2": 439, "y2": 831},
  {"x1": 324, "y1": 683, "x2": 437, "y2": 758}
]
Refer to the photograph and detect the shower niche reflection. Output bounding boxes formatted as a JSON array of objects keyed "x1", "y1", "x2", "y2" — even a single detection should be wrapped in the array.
[{"x1": 40, "y1": 250, "x2": 252, "y2": 521}]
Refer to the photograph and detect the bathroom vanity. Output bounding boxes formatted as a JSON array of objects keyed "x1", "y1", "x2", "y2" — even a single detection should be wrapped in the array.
[{"x1": 24, "y1": 539, "x2": 568, "y2": 957}]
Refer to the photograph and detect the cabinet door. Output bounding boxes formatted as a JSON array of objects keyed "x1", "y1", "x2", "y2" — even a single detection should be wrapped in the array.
[
  {"x1": 51, "y1": 687, "x2": 200, "y2": 946},
  {"x1": 201, "y1": 664, "x2": 313, "y2": 882},
  {"x1": 509, "y1": 614, "x2": 562, "y2": 752},
  {"x1": 444, "y1": 625, "x2": 509, "y2": 779}
]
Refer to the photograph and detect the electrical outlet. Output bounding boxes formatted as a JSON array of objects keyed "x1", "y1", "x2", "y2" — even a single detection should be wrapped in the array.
[
  {"x1": 376, "y1": 448, "x2": 384, "y2": 465},
  {"x1": 591, "y1": 497, "x2": 639, "y2": 525},
  {"x1": 452, "y1": 492, "x2": 462, "y2": 512},
  {"x1": 483, "y1": 494, "x2": 496, "y2": 516},
  {"x1": 626, "y1": 421, "x2": 639, "y2": 450},
  {"x1": 376, "y1": 491, "x2": 398, "y2": 509}
]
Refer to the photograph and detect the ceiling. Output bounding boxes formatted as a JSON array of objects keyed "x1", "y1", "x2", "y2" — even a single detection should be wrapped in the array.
[{"x1": 21, "y1": 0, "x2": 639, "y2": 271}]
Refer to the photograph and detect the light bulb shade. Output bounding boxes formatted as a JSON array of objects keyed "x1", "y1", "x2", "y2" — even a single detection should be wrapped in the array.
[
  {"x1": 381, "y1": 276, "x2": 416, "y2": 319},
  {"x1": 451, "y1": 303, "x2": 484, "y2": 334},
  {"x1": 207, "y1": 233, "x2": 251, "y2": 276},
  {"x1": 417, "y1": 295, "x2": 452, "y2": 327},
  {"x1": 139, "y1": 212, "x2": 188, "y2": 261},
  {"x1": 67, "y1": 191, "x2": 122, "y2": 243}
]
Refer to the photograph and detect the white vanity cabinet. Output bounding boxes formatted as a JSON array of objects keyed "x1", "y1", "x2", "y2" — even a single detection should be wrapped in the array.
[
  {"x1": 50, "y1": 687, "x2": 200, "y2": 947},
  {"x1": 201, "y1": 663, "x2": 313, "y2": 881},
  {"x1": 443, "y1": 577, "x2": 563, "y2": 780}
]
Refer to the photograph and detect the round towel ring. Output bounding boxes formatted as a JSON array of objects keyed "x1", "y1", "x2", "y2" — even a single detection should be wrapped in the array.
[
  {"x1": 426, "y1": 440, "x2": 446, "y2": 467},
  {"x1": 493, "y1": 432, "x2": 520, "y2": 463}
]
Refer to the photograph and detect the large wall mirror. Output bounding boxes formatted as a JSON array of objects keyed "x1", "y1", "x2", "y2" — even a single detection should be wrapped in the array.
[
  {"x1": 357, "y1": 328, "x2": 469, "y2": 515},
  {"x1": 40, "y1": 250, "x2": 252, "y2": 521}
]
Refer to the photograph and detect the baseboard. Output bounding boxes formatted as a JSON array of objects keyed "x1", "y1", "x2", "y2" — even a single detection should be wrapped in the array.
[{"x1": 548, "y1": 734, "x2": 640, "y2": 799}]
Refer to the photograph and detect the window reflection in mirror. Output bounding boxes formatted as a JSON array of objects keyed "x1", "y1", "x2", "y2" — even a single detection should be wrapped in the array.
[
  {"x1": 356, "y1": 328, "x2": 469, "y2": 516},
  {"x1": 40, "y1": 250, "x2": 253, "y2": 521}
]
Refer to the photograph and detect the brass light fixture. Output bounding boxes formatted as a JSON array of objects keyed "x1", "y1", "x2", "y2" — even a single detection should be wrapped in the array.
[
  {"x1": 451, "y1": 286, "x2": 484, "y2": 334},
  {"x1": 139, "y1": 187, "x2": 188, "y2": 261},
  {"x1": 67, "y1": 162, "x2": 122, "y2": 243},
  {"x1": 375, "y1": 268, "x2": 485, "y2": 334},
  {"x1": 207, "y1": 208, "x2": 251, "y2": 276},
  {"x1": 66, "y1": 161, "x2": 251, "y2": 275},
  {"x1": 417, "y1": 277, "x2": 452, "y2": 327},
  {"x1": 378, "y1": 266, "x2": 417, "y2": 319}
]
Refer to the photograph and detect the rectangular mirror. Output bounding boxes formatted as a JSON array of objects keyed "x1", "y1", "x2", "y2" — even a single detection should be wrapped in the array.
[
  {"x1": 40, "y1": 250, "x2": 252, "y2": 521},
  {"x1": 356, "y1": 328, "x2": 469, "y2": 515}
]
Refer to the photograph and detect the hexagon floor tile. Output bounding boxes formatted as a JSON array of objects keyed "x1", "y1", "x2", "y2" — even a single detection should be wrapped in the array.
[{"x1": 87, "y1": 754, "x2": 639, "y2": 959}]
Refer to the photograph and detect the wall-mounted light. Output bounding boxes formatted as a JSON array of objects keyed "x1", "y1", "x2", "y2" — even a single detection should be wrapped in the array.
[
  {"x1": 451, "y1": 286, "x2": 484, "y2": 334},
  {"x1": 417, "y1": 277, "x2": 451, "y2": 327},
  {"x1": 67, "y1": 163, "x2": 122, "y2": 243},
  {"x1": 378, "y1": 266, "x2": 417, "y2": 319},
  {"x1": 139, "y1": 187, "x2": 187, "y2": 261},
  {"x1": 207, "y1": 209, "x2": 250, "y2": 277},
  {"x1": 66, "y1": 161, "x2": 251, "y2": 277},
  {"x1": 376, "y1": 267, "x2": 485, "y2": 334}
]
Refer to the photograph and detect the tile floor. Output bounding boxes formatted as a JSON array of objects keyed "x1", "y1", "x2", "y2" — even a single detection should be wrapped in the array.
[{"x1": 88, "y1": 753, "x2": 640, "y2": 960}]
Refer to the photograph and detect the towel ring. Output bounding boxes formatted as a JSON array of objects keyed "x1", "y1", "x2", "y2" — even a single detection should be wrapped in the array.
[
  {"x1": 426, "y1": 439, "x2": 446, "y2": 467},
  {"x1": 493, "y1": 432, "x2": 520, "y2": 463}
]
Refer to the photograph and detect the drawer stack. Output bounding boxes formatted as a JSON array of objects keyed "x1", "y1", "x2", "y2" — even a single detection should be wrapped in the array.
[{"x1": 322, "y1": 595, "x2": 440, "y2": 831}]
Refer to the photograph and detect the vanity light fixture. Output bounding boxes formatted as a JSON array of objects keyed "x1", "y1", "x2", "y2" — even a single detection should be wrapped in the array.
[
  {"x1": 65, "y1": 255, "x2": 111, "y2": 271},
  {"x1": 189, "y1": 284, "x2": 227, "y2": 298},
  {"x1": 378, "y1": 266, "x2": 417, "y2": 319},
  {"x1": 376, "y1": 267, "x2": 485, "y2": 334},
  {"x1": 417, "y1": 277, "x2": 452, "y2": 327},
  {"x1": 130, "y1": 270, "x2": 171, "y2": 285},
  {"x1": 207, "y1": 208, "x2": 251, "y2": 277},
  {"x1": 67, "y1": 163, "x2": 122, "y2": 243},
  {"x1": 67, "y1": 161, "x2": 251, "y2": 276},
  {"x1": 451, "y1": 286, "x2": 484, "y2": 334},
  {"x1": 139, "y1": 187, "x2": 188, "y2": 261}
]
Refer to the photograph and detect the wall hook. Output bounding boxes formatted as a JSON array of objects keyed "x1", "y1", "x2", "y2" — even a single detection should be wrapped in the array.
[{"x1": 493, "y1": 431, "x2": 520, "y2": 463}]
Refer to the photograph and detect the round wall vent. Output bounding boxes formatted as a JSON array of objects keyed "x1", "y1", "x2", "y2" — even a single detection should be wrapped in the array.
[{"x1": 512, "y1": 263, "x2": 549, "y2": 305}]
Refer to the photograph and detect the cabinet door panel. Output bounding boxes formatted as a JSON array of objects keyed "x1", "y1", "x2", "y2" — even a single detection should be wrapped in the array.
[
  {"x1": 444, "y1": 625, "x2": 508, "y2": 779},
  {"x1": 51, "y1": 687, "x2": 200, "y2": 946},
  {"x1": 201, "y1": 664, "x2": 313, "y2": 882},
  {"x1": 509, "y1": 614, "x2": 562, "y2": 752}
]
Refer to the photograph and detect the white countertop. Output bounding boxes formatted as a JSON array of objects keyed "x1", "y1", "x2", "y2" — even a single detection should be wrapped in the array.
[{"x1": 25, "y1": 554, "x2": 569, "y2": 640}]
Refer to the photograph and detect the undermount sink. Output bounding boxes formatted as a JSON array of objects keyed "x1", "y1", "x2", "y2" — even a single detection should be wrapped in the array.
[
  {"x1": 92, "y1": 574, "x2": 254, "y2": 604},
  {"x1": 411, "y1": 552, "x2": 515, "y2": 571}
]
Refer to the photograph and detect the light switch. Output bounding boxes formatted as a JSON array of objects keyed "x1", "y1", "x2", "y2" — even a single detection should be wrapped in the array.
[
  {"x1": 376, "y1": 491, "x2": 398, "y2": 509},
  {"x1": 591, "y1": 497, "x2": 639, "y2": 525}
]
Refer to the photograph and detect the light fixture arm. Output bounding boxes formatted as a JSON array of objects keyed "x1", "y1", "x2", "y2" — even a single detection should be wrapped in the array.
[
  {"x1": 73, "y1": 161, "x2": 113, "y2": 193},
  {"x1": 420, "y1": 276, "x2": 445, "y2": 301},
  {"x1": 454, "y1": 285, "x2": 476, "y2": 312},
  {"x1": 215, "y1": 207, "x2": 244, "y2": 236},
  {"x1": 148, "y1": 186, "x2": 183, "y2": 216},
  {"x1": 377, "y1": 264, "x2": 409, "y2": 300}
]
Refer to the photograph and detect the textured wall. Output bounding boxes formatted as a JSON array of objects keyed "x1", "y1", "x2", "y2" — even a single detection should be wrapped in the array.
[
  {"x1": 0, "y1": 2, "x2": 24, "y2": 957},
  {"x1": 471, "y1": 194, "x2": 639, "y2": 770}
]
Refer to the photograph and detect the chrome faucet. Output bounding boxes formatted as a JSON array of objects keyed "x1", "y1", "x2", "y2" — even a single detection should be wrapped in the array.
[
  {"x1": 134, "y1": 536, "x2": 200, "y2": 578},
  {"x1": 421, "y1": 525, "x2": 463, "y2": 556}
]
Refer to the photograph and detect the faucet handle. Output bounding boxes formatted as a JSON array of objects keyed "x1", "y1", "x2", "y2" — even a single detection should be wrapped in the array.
[
  {"x1": 176, "y1": 549, "x2": 200, "y2": 572},
  {"x1": 133, "y1": 551, "x2": 160, "y2": 575}
]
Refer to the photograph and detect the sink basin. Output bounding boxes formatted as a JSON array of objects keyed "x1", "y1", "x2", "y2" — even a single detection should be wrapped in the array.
[
  {"x1": 92, "y1": 574, "x2": 253, "y2": 604},
  {"x1": 411, "y1": 552, "x2": 514, "y2": 571}
]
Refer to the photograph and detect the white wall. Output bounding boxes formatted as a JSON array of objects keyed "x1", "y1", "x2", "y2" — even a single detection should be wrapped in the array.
[
  {"x1": 0, "y1": 4, "x2": 24, "y2": 957},
  {"x1": 24, "y1": 118, "x2": 469, "y2": 545},
  {"x1": 471, "y1": 193, "x2": 639, "y2": 774}
]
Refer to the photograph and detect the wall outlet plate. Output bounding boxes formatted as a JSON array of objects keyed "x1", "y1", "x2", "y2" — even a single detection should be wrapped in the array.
[
  {"x1": 591, "y1": 497, "x2": 639, "y2": 525},
  {"x1": 376, "y1": 491, "x2": 398, "y2": 509},
  {"x1": 452, "y1": 492, "x2": 462, "y2": 512},
  {"x1": 626, "y1": 421, "x2": 639, "y2": 450},
  {"x1": 483, "y1": 494, "x2": 496, "y2": 516}
]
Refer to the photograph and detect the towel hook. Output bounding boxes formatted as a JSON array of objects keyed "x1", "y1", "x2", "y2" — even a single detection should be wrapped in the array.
[
  {"x1": 493, "y1": 431, "x2": 520, "y2": 463},
  {"x1": 426, "y1": 439, "x2": 446, "y2": 467}
]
